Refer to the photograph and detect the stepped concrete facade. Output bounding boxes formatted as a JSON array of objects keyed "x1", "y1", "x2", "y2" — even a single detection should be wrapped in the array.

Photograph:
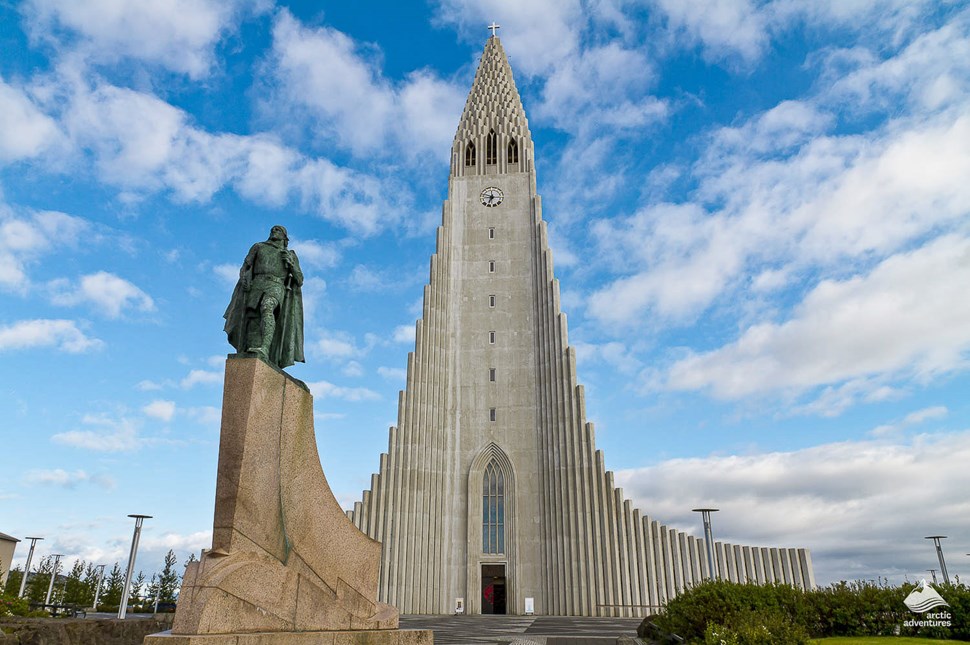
[{"x1": 349, "y1": 35, "x2": 815, "y2": 616}]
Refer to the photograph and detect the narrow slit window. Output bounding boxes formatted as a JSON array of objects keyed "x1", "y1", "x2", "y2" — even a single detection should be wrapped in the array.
[
  {"x1": 489, "y1": 331, "x2": 496, "y2": 344},
  {"x1": 489, "y1": 408, "x2": 496, "y2": 422},
  {"x1": 488, "y1": 227, "x2": 495, "y2": 239},
  {"x1": 488, "y1": 260, "x2": 495, "y2": 273},
  {"x1": 483, "y1": 461, "x2": 504, "y2": 553},
  {"x1": 489, "y1": 368, "x2": 496, "y2": 382},
  {"x1": 508, "y1": 138, "x2": 518, "y2": 165},
  {"x1": 489, "y1": 295, "x2": 496, "y2": 307},
  {"x1": 465, "y1": 141, "x2": 476, "y2": 167},
  {"x1": 486, "y1": 129, "x2": 497, "y2": 165}
]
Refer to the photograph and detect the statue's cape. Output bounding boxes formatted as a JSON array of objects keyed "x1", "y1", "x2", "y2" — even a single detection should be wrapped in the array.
[
  {"x1": 223, "y1": 242, "x2": 305, "y2": 369},
  {"x1": 273, "y1": 277, "x2": 305, "y2": 368}
]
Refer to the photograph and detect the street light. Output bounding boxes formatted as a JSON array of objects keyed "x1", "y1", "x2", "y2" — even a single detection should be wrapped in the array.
[
  {"x1": 928, "y1": 569, "x2": 938, "y2": 585},
  {"x1": 692, "y1": 508, "x2": 719, "y2": 580},
  {"x1": 924, "y1": 536, "x2": 949, "y2": 585},
  {"x1": 118, "y1": 514, "x2": 152, "y2": 619},
  {"x1": 44, "y1": 554, "x2": 63, "y2": 606},
  {"x1": 17, "y1": 537, "x2": 43, "y2": 598},
  {"x1": 91, "y1": 564, "x2": 106, "y2": 611}
]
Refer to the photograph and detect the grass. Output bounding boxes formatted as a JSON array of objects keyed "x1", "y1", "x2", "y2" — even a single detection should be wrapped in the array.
[{"x1": 811, "y1": 638, "x2": 966, "y2": 644}]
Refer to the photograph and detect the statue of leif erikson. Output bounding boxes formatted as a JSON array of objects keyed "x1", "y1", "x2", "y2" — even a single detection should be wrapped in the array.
[{"x1": 223, "y1": 225, "x2": 305, "y2": 369}]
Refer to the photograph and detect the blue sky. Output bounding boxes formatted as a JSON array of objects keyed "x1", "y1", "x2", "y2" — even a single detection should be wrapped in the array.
[{"x1": 1, "y1": 0, "x2": 969, "y2": 590}]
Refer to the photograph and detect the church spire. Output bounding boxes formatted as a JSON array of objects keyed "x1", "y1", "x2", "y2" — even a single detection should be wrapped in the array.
[{"x1": 451, "y1": 35, "x2": 533, "y2": 177}]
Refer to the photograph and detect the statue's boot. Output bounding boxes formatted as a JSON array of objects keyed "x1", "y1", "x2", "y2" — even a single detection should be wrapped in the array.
[{"x1": 247, "y1": 307, "x2": 276, "y2": 362}]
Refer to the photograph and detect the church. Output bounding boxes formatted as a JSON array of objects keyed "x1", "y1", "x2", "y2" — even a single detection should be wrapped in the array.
[{"x1": 348, "y1": 33, "x2": 815, "y2": 616}]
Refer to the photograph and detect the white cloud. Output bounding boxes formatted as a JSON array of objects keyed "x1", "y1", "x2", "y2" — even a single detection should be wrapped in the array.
[
  {"x1": 24, "y1": 468, "x2": 115, "y2": 489},
  {"x1": 0, "y1": 209, "x2": 90, "y2": 291},
  {"x1": 50, "y1": 271, "x2": 154, "y2": 318},
  {"x1": 902, "y1": 406, "x2": 948, "y2": 425},
  {"x1": 651, "y1": 0, "x2": 768, "y2": 64},
  {"x1": 347, "y1": 264, "x2": 386, "y2": 291},
  {"x1": 871, "y1": 405, "x2": 949, "y2": 437},
  {"x1": 141, "y1": 529, "x2": 212, "y2": 553},
  {"x1": 311, "y1": 330, "x2": 377, "y2": 360},
  {"x1": 314, "y1": 336, "x2": 357, "y2": 359},
  {"x1": 51, "y1": 74, "x2": 391, "y2": 234},
  {"x1": 24, "y1": 0, "x2": 252, "y2": 79},
  {"x1": 342, "y1": 361, "x2": 364, "y2": 377},
  {"x1": 432, "y1": 0, "x2": 583, "y2": 78},
  {"x1": 51, "y1": 414, "x2": 142, "y2": 451},
  {"x1": 572, "y1": 341, "x2": 640, "y2": 375},
  {"x1": 664, "y1": 235, "x2": 970, "y2": 404},
  {"x1": 392, "y1": 324, "x2": 415, "y2": 344},
  {"x1": 180, "y1": 369, "x2": 221, "y2": 389},
  {"x1": 213, "y1": 263, "x2": 240, "y2": 288},
  {"x1": 377, "y1": 366, "x2": 407, "y2": 381},
  {"x1": 306, "y1": 380, "x2": 381, "y2": 402},
  {"x1": 589, "y1": 108, "x2": 970, "y2": 326},
  {"x1": 290, "y1": 238, "x2": 342, "y2": 269},
  {"x1": 266, "y1": 10, "x2": 465, "y2": 159},
  {"x1": 0, "y1": 76, "x2": 64, "y2": 161},
  {"x1": 614, "y1": 429, "x2": 970, "y2": 585},
  {"x1": 0, "y1": 318, "x2": 102, "y2": 353},
  {"x1": 142, "y1": 399, "x2": 176, "y2": 422},
  {"x1": 135, "y1": 379, "x2": 162, "y2": 391},
  {"x1": 187, "y1": 405, "x2": 221, "y2": 427}
]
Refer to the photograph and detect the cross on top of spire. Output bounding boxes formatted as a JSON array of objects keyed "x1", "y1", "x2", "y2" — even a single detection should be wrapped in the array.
[{"x1": 488, "y1": 22, "x2": 501, "y2": 37}]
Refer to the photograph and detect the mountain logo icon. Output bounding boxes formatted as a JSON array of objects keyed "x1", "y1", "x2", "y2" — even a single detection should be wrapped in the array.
[{"x1": 904, "y1": 579, "x2": 949, "y2": 613}]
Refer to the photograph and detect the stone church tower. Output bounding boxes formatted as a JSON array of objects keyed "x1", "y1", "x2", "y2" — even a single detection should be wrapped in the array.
[{"x1": 349, "y1": 34, "x2": 815, "y2": 616}]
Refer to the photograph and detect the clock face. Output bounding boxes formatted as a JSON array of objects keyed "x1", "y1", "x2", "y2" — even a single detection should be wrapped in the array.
[{"x1": 480, "y1": 186, "x2": 504, "y2": 207}]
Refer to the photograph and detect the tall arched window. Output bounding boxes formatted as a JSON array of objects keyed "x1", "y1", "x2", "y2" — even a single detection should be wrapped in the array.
[
  {"x1": 482, "y1": 461, "x2": 505, "y2": 553},
  {"x1": 507, "y1": 138, "x2": 518, "y2": 165},
  {"x1": 465, "y1": 141, "x2": 476, "y2": 167},
  {"x1": 486, "y1": 129, "x2": 497, "y2": 165}
]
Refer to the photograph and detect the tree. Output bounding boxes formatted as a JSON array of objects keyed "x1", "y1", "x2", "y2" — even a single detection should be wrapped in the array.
[
  {"x1": 158, "y1": 550, "x2": 179, "y2": 602},
  {"x1": 62, "y1": 559, "x2": 90, "y2": 606},
  {"x1": 81, "y1": 563, "x2": 100, "y2": 607},
  {"x1": 4, "y1": 566, "x2": 23, "y2": 596},
  {"x1": 101, "y1": 563, "x2": 124, "y2": 608},
  {"x1": 130, "y1": 571, "x2": 145, "y2": 608},
  {"x1": 146, "y1": 573, "x2": 160, "y2": 610},
  {"x1": 25, "y1": 556, "x2": 54, "y2": 603}
]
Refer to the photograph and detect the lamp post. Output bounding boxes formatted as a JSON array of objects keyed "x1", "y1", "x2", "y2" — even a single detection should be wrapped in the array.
[
  {"x1": 91, "y1": 564, "x2": 106, "y2": 611},
  {"x1": 17, "y1": 537, "x2": 43, "y2": 598},
  {"x1": 118, "y1": 514, "x2": 152, "y2": 619},
  {"x1": 928, "y1": 569, "x2": 938, "y2": 585},
  {"x1": 692, "y1": 508, "x2": 720, "y2": 580},
  {"x1": 44, "y1": 554, "x2": 63, "y2": 606},
  {"x1": 925, "y1": 536, "x2": 949, "y2": 585}
]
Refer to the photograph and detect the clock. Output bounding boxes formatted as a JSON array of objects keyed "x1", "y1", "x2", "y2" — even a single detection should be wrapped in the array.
[{"x1": 480, "y1": 186, "x2": 504, "y2": 207}]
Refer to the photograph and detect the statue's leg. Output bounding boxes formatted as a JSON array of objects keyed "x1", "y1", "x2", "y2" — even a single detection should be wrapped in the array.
[{"x1": 251, "y1": 296, "x2": 279, "y2": 360}]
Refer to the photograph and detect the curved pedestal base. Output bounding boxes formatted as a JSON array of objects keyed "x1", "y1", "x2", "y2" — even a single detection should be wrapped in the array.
[{"x1": 146, "y1": 358, "x2": 429, "y2": 645}]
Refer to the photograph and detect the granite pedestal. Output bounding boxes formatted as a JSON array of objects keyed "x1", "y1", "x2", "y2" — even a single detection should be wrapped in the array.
[{"x1": 145, "y1": 358, "x2": 431, "y2": 645}]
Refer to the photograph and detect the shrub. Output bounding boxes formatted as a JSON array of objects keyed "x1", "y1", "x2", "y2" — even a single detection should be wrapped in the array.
[
  {"x1": 657, "y1": 580, "x2": 810, "y2": 642},
  {"x1": 655, "y1": 578, "x2": 970, "y2": 643},
  {"x1": 704, "y1": 611, "x2": 811, "y2": 645}
]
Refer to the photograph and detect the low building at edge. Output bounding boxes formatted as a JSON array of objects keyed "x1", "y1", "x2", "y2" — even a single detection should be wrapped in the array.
[{"x1": 348, "y1": 34, "x2": 815, "y2": 616}]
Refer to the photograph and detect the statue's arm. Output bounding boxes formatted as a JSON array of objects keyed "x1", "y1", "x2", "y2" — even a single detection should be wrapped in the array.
[
  {"x1": 240, "y1": 244, "x2": 259, "y2": 288},
  {"x1": 289, "y1": 252, "x2": 304, "y2": 287}
]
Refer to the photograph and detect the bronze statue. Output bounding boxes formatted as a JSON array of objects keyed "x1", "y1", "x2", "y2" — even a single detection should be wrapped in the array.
[{"x1": 224, "y1": 225, "x2": 305, "y2": 369}]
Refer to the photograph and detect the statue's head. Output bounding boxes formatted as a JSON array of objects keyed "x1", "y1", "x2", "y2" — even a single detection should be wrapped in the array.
[{"x1": 269, "y1": 225, "x2": 289, "y2": 246}]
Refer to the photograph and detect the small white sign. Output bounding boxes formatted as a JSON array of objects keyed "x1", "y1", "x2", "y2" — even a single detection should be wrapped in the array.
[
  {"x1": 455, "y1": 597, "x2": 464, "y2": 614},
  {"x1": 524, "y1": 597, "x2": 535, "y2": 615}
]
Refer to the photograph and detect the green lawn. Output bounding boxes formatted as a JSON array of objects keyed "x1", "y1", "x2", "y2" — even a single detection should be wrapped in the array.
[{"x1": 811, "y1": 638, "x2": 966, "y2": 644}]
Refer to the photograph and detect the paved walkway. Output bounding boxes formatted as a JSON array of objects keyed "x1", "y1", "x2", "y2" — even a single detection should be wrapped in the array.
[{"x1": 399, "y1": 615, "x2": 643, "y2": 645}]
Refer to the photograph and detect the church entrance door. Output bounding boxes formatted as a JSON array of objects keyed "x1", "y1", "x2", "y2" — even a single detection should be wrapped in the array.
[{"x1": 481, "y1": 564, "x2": 507, "y2": 614}]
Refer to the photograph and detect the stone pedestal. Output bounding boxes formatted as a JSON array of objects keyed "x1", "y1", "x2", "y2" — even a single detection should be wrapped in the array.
[{"x1": 145, "y1": 358, "x2": 431, "y2": 645}]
